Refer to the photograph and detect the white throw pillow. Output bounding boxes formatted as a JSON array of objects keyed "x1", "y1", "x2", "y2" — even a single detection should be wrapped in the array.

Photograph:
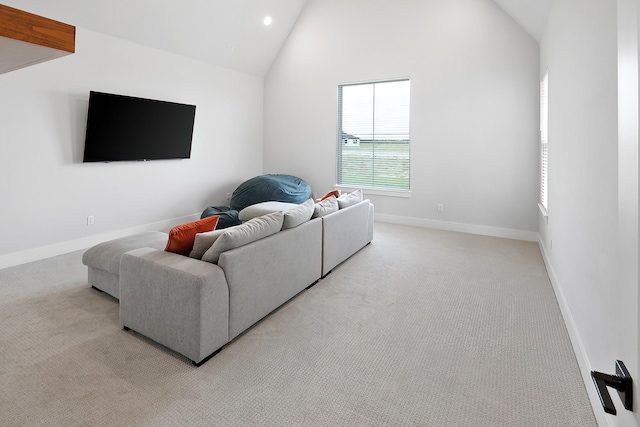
[
  {"x1": 189, "y1": 229, "x2": 228, "y2": 259},
  {"x1": 312, "y1": 196, "x2": 339, "y2": 218},
  {"x1": 337, "y1": 189, "x2": 363, "y2": 209},
  {"x1": 238, "y1": 201, "x2": 299, "y2": 221},
  {"x1": 282, "y1": 198, "x2": 315, "y2": 229},
  {"x1": 201, "y1": 211, "x2": 284, "y2": 263}
]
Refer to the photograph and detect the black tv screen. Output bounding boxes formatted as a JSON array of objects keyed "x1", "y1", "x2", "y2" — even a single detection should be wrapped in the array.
[{"x1": 83, "y1": 91, "x2": 196, "y2": 162}]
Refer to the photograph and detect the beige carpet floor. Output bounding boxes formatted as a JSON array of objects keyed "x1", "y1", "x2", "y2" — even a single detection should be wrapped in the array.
[{"x1": 0, "y1": 222, "x2": 597, "y2": 426}]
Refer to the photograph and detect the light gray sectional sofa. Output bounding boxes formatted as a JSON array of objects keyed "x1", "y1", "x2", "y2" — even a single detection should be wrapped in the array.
[{"x1": 83, "y1": 198, "x2": 374, "y2": 366}]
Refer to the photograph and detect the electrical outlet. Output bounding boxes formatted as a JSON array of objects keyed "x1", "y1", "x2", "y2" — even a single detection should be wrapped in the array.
[
  {"x1": 437, "y1": 204, "x2": 443, "y2": 212},
  {"x1": 87, "y1": 215, "x2": 95, "y2": 225}
]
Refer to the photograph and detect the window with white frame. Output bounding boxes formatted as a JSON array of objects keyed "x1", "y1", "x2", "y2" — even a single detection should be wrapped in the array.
[
  {"x1": 337, "y1": 79, "x2": 410, "y2": 191},
  {"x1": 540, "y1": 71, "x2": 548, "y2": 210}
]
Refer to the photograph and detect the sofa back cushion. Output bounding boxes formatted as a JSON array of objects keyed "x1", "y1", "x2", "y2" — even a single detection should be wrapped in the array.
[
  {"x1": 189, "y1": 229, "x2": 227, "y2": 259},
  {"x1": 201, "y1": 211, "x2": 284, "y2": 264},
  {"x1": 337, "y1": 189, "x2": 363, "y2": 209},
  {"x1": 282, "y1": 198, "x2": 314, "y2": 229},
  {"x1": 312, "y1": 195, "x2": 339, "y2": 218}
]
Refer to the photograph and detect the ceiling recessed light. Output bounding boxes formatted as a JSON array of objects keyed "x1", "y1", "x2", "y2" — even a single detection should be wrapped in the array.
[{"x1": 263, "y1": 16, "x2": 272, "y2": 26}]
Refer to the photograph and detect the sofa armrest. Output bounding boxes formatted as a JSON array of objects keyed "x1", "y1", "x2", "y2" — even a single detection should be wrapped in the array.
[
  {"x1": 119, "y1": 248, "x2": 229, "y2": 364},
  {"x1": 321, "y1": 199, "x2": 373, "y2": 276},
  {"x1": 368, "y1": 201, "x2": 375, "y2": 243}
]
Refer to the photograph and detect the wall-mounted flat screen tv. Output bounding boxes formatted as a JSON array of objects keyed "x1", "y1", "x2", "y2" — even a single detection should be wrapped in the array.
[{"x1": 83, "y1": 91, "x2": 196, "y2": 162}]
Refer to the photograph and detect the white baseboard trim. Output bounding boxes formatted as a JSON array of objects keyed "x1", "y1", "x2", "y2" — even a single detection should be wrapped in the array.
[
  {"x1": 538, "y1": 240, "x2": 611, "y2": 427},
  {"x1": 0, "y1": 214, "x2": 200, "y2": 271},
  {"x1": 375, "y1": 213, "x2": 539, "y2": 242}
]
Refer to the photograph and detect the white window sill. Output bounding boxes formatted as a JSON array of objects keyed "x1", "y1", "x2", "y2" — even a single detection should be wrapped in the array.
[
  {"x1": 334, "y1": 185, "x2": 411, "y2": 198},
  {"x1": 538, "y1": 202, "x2": 549, "y2": 225}
]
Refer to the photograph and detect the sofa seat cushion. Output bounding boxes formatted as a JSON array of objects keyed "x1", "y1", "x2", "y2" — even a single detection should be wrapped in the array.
[{"x1": 82, "y1": 231, "x2": 169, "y2": 275}]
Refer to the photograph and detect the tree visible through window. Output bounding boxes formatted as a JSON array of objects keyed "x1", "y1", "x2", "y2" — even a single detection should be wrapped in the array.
[{"x1": 337, "y1": 79, "x2": 410, "y2": 191}]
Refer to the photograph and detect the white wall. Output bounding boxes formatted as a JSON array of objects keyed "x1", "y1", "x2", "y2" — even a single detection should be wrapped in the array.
[
  {"x1": 0, "y1": 28, "x2": 264, "y2": 267},
  {"x1": 264, "y1": 0, "x2": 540, "y2": 238},
  {"x1": 539, "y1": 0, "x2": 638, "y2": 425}
]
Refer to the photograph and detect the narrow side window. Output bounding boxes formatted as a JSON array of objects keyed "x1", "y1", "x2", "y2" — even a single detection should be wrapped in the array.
[{"x1": 540, "y1": 71, "x2": 549, "y2": 210}]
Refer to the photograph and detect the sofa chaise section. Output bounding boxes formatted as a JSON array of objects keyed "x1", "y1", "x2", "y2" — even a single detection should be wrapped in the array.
[{"x1": 82, "y1": 231, "x2": 168, "y2": 299}]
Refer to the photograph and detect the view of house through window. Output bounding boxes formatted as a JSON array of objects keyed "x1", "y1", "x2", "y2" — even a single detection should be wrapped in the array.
[{"x1": 337, "y1": 79, "x2": 410, "y2": 191}]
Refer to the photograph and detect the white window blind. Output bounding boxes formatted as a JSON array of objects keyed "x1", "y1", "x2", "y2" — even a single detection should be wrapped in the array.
[
  {"x1": 540, "y1": 71, "x2": 548, "y2": 210},
  {"x1": 337, "y1": 79, "x2": 410, "y2": 190}
]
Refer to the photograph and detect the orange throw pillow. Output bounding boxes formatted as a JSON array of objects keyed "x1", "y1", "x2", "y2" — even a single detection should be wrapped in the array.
[
  {"x1": 165, "y1": 215, "x2": 220, "y2": 255},
  {"x1": 319, "y1": 190, "x2": 340, "y2": 201}
]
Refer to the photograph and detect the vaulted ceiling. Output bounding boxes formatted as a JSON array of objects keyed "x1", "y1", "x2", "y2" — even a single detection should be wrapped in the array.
[
  {"x1": 0, "y1": 0, "x2": 553, "y2": 77},
  {"x1": 493, "y1": 0, "x2": 554, "y2": 41}
]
